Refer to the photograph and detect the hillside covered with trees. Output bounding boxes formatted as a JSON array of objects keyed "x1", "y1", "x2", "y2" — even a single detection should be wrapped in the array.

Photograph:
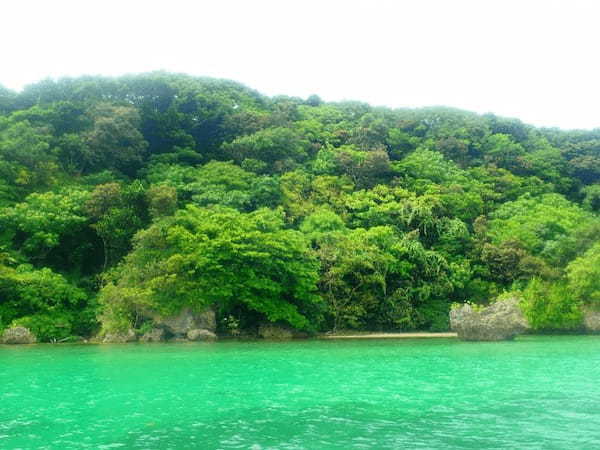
[{"x1": 1, "y1": 72, "x2": 600, "y2": 341}]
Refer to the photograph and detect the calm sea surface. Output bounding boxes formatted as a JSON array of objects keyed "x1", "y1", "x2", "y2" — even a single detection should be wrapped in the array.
[{"x1": 2, "y1": 336, "x2": 600, "y2": 449}]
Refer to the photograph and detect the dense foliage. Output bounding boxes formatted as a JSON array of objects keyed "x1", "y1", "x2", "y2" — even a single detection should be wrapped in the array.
[{"x1": 1, "y1": 72, "x2": 600, "y2": 340}]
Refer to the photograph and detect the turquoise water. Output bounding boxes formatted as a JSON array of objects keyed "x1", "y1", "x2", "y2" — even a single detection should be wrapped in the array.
[{"x1": 2, "y1": 337, "x2": 600, "y2": 449}]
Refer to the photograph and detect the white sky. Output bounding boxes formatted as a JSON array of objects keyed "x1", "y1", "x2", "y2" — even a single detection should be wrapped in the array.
[{"x1": 2, "y1": 0, "x2": 599, "y2": 129}]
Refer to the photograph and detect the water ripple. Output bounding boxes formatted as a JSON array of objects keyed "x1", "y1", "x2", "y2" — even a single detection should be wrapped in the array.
[{"x1": 2, "y1": 337, "x2": 600, "y2": 448}]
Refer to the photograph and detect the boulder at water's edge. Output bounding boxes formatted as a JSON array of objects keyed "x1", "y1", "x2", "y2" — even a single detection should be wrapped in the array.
[
  {"x1": 149, "y1": 307, "x2": 216, "y2": 337},
  {"x1": 102, "y1": 328, "x2": 137, "y2": 343},
  {"x1": 1, "y1": 326, "x2": 37, "y2": 344},
  {"x1": 187, "y1": 329, "x2": 217, "y2": 341},
  {"x1": 582, "y1": 307, "x2": 600, "y2": 333},
  {"x1": 139, "y1": 327, "x2": 166, "y2": 342},
  {"x1": 450, "y1": 297, "x2": 529, "y2": 341}
]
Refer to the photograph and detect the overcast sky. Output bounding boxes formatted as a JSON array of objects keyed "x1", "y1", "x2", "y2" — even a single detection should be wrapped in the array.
[{"x1": 2, "y1": 0, "x2": 599, "y2": 129}]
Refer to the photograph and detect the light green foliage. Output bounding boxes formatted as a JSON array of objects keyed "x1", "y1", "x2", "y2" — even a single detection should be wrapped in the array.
[
  {"x1": 0, "y1": 188, "x2": 90, "y2": 255},
  {"x1": 0, "y1": 179, "x2": 16, "y2": 207},
  {"x1": 279, "y1": 170, "x2": 315, "y2": 221},
  {"x1": 187, "y1": 161, "x2": 280, "y2": 210},
  {"x1": 100, "y1": 206, "x2": 322, "y2": 332},
  {"x1": 144, "y1": 163, "x2": 199, "y2": 192},
  {"x1": 222, "y1": 127, "x2": 311, "y2": 171},
  {"x1": 469, "y1": 166, "x2": 552, "y2": 205},
  {"x1": 487, "y1": 193, "x2": 595, "y2": 259},
  {"x1": 395, "y1": 149, "x2": 461, "y2": 185},
  {"x1": 343, "y1": 185, "x2": 445, "y2": 238},
  {"x1": 582, "y1": 184, "x2": 600, "y2": 212},
  {"x1": 145, "y1": 161, "x2": 280, "y2": 211},
  {"x1": 311, "y1": 145, "x2": 340, "y2": 175},
  {"x1": 97, "y1": 284, "x2": 153, "y2": 333},
  {"x1": 394, "y1": 149, "x2": 486, "y2": 221},
  {"x1": 0, "y1": 264, "x2": 92, "y2": 340},
  {"x1": 566, "y1": 242, "x2": 600, "y2": 305},
  {"x1": 300, "y1": 208, "x2": 346, "y2": 241},
  {"x1": 482, "y1": 133, "x2": 526, "y2": 172},
  {"x1": 521, "y1": 279, "x2": 582, "y2": 331}
]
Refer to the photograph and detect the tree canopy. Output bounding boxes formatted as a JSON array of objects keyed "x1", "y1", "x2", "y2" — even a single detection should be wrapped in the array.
[{"x1": 1, "y1": 72, "x2": 599, "y2": 339}]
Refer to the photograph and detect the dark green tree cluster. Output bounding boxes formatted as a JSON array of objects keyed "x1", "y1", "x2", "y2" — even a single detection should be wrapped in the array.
[{"x1": 1, "y1": 72, "x2": 600, "y2": 340}]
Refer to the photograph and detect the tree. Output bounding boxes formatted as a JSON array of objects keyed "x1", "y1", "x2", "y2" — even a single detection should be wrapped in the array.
[
  {"x1": 222, "y1": 127, "x2": 311, "y2": 171},
  {"x1": 307, "y1": 223, "x2": 454, "y2": 331},
  {"x1": 85, "y1": 182, "x2": 146, "y2": 269},
  {"x1": 521, "y1": 278, "x2": 582, "y2": 331},
  {"x1": 387, "y1": 128, "x2": 419, "y2": 160},
  {"x1": 0, "y1": 84, "x2": 16, "y2": 114},
  {"x1": 582, "y1": 184, "x2": 600, "y2": 212},
  {"x1": 566, "y1": 242, "x2": 600, "y2": 306},
  {"x1": 334, "y1": 147, "x2": 392, "y2": 187},
  {"x1": 0, "y1": 188, "x2": 92, "y2": 268},
  {"x1": 569, "y1": 155, "x2": 600, "y2": 184},
  {"x1": 145, "y1": 161, "x2": 281, "y2": 211},
  {"x1": 479, "y1": 240, "x2": 527, "y2": 284},
  {"x1": 481, "y1": 133, "x2": 526, "y2": 172},
  {"x1": 395, "y1": 148, "x2": 461, "y2": 185},
  {"x1": 0, "y1": 263, "x2": 92, "y2": 341},
  {"x1": 0, "y1": 117, "x2": 58, "y2": 190},
  {"x1": 146, "y1": 184, "x2": 177, "y2": 219},
  {"x1": 305, "y1": 94, "x2": 323, "y2": 107},
  {"x1": 99, "y1": 206, "x2": 322, "y2": 332},
  {"x1": 486, "y1": 193, "x2": 595, "y2": 261},
  {"x1": 82, "y1": 104, "x2": 148, "y2": 175}
]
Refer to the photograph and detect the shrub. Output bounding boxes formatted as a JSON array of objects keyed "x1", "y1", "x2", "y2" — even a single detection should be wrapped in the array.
[{"x1": 521, "y1": 278, "x2": 582, "y2": 331}]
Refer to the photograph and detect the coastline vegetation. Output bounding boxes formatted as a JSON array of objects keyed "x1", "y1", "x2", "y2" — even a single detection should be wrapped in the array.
[{"x1": 1, "y1": 73, "x2": 600, "y2": 341}]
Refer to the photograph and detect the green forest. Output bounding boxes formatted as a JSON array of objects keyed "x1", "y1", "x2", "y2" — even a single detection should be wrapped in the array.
[{"x1": 1, "y1": 72, "x2": 600, "y2": 341}]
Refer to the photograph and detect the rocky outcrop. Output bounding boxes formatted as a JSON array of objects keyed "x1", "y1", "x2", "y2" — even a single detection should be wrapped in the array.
[
  {"x1": 450, "y1": 297, "x2": 529, "y2": 341},
  {"x1": 1, "y1": 326, "x2": 37, "y2": 344},
  {"x1": 258, "y1": 323, "x2": 308, "y2": 340},
  {"x1": 148, "y1": 307, "x2": 216, "y2": 337},
  {"x1": 102, "y1": 328, "x2": 137, "y2": 343},
  {"x1": 582, "y1": 307, "x2": 600, "y2": 333},
  {"x1": 187, "y1": 329, "x2": 217, "y2": 341},
  {"x1": 139, "y1": 328, "x2": 165, "y2": 342}
]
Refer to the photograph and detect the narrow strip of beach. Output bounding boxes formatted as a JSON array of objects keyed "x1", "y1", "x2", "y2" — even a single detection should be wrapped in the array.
[{"x1": 319, "y1": 332, "x2": 457, "y2": 339}]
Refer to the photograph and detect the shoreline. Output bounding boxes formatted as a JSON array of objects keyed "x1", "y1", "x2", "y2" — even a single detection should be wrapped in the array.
[
  {"x1": 0, "y1": 331, "x2": 458, "y2": 345},
  {"x1": 318, "y1": 332, "x2": 457, "y2": 339},
  {"x1": 6, "y1": 332, "x2": 600, "y2": 345}
]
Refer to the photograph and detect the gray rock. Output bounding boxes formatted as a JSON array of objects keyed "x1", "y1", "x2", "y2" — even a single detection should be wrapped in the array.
[
  {"x1": 450, "y1": 297, "x2": 529, "y2": 341},
  {"x1": 582, "y1": 307, "x2": 600, "y2": 333},
  {"x1": 187, "y1": 328, "x2": 217, "y2": 341},
  {"x1": 1, "y1": 326, "x2": 37, "y2": 344},
  {"x1": 149, "y1": 307, "x2": 216, "y2": 336},
  {"x1": 102, "y1": 328, "x2": 137, "y2": 343},
  {"x1": 139, "y1": 327, "x2": 165, "y2": 342}
]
